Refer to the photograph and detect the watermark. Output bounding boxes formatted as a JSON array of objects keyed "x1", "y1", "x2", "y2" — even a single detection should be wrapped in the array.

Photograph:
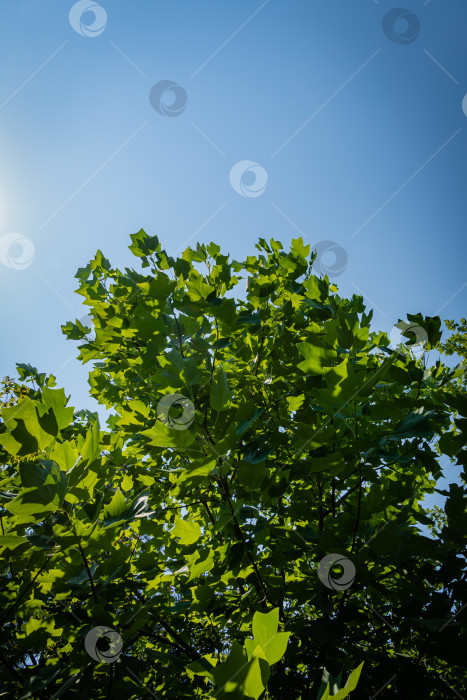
[
  {"x1": 389, "y1": 321, "x2": 428, "y2": 357},
  {"x1": 0, "y1": 233, "x2": 35, "y2": 270},
  {"x1": 157, "y1": 393, "x2": 195, "y2": 430},
  {"x1": 69, "y1": 1, "x2": 107, "y2": 38},
  {"x1": 462, "y1": 94, "x2": 467, "y2": 117},
  {"x1": 312, "y1": 240, "x2": 347, "y2": 278},
  {"x1": 229, "y1": 160, "x2": 268, "y2": 198},
  {"x1": 84, "y1": 626, "x2": 122, "y2": 663},
  {"x1": 317, "y1": 553, "x2": 356, "y2": 591},
  {"x1": 149, "y1": 81, "x2": 187, "y2": 117},
  {"x1": 382, "y1": 8, "x2": 420, "y2": 45}
]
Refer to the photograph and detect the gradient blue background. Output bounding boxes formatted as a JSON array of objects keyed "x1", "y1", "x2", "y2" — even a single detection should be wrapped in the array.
[{"x1": 1, "y1": 1, "x2": 466, "y2": 502}]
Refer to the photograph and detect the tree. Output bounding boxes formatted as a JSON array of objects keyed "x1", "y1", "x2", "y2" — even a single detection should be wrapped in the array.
[
  {"x1": 0, "y1": 230, "x2": 466, "y2": 698},
  {"x1": 441, "y1": 318, "x2": 467, "y2": 391}
]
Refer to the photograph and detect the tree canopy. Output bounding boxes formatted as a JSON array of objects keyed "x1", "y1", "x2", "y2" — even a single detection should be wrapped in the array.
[{"x1": 0, "y1": 231, "x2": 466, "y2": 698}]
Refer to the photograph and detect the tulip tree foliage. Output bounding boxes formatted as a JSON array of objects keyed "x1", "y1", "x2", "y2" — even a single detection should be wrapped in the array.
[
  {"x1": 441, "y1": 317, "x2": 467, "y2": 392},
  {"x1": 0, "y1": 230, "x2": 466, "y2": 698}
]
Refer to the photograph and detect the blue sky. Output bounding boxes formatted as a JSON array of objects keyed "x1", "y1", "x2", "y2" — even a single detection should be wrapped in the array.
[{"x1": 0, "y1": 0, "x2": 466, "y2": 458}]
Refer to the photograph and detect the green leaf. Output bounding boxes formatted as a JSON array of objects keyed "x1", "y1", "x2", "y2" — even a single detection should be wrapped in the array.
[
  {"x1": 26, "y1": 533, "x2": 55, "y2": 549},
  {"x1": 186, "y1": 549, "x2": 215, "y2": 581},
  {"x1": 286, "y1": 395, "x2": 305, "y2": 412},
  {"x1": 6, "y1": 460, "x2": 67, "y2": 517},
  {"x1": 142, "y1": 421, "x2": 195, "y2": 448},
  {"x1": 391, "y1": 409, "x2": 437, "y2": 439},
  {"x1": 210, "y1": 368, "x2": 233, "y2": 411},
  {"x1": 253, "y1": 608, "x2": 278, "y2": 645},
  {"x1": 186, "y1": 655, "x2": 217, "y2": 684},
  {"x1": 0, "y1": 397, "x2": 57, "y2": 455},
  {"x1": 171, "y1": 516, "x2": 201, "y2": 545},
  {"x1": 236, "y1": 407, "x2": 266, "y2": 437},
  {"x1": 103, "y1": 489, "x2": 152, "y2": 526},
  {"x1": 212, "y1": 641, "x2": 248, "y2": 697},
  {"x1": 104, "y1": 488, "x2": 126, "y2": 520},
  {"x1": 190, "y1": 585, "x2": 214, "y2": 612},
  {"x1": 186, "y1": 277, "x2": 215, "y2": 301},
  {"x1": 291, "y1": 236, "x2": 310, "y2": 259},
  {"x1": 318, "y1": 663, "x2": 364, "y2": 699},
  {"x1": 175, "y1": 457, "x2": 216, "y2": 486},
  {"x1": 244, "y1": 656, "x2": 269, "y2": 700},
  {"x1": 121, "y1": 473, "x2": 133, "y2": 491},
  {"x1": 0, "y1": 534, "x2": 28, "y2": 548},
  {"x1": 242, "y1": 438, "x2": 274, "y2": 464},
  {"x1": 80, "y1": 419, "x2": 101, "y2": 463},
  {"x1": 49, "y1": 441, "x2": 79, "y2": 471},
  {"x1": 251, "y1": 607, "x2": 290, "y2": 666},
  {"x1": 296, "y1": 342, "x2": 338, "y2": 375},
  {"x1": 129, "y1": 228, "x2": 161, "y2": 266},
  {"x1": 41, "y1": 387, "x2": 74, "y2": 430}
]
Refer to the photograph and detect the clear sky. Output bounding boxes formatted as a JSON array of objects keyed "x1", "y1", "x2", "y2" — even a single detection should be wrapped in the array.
[{"x1": 1, "y1": 0, "x2": 466, "y2": 494}]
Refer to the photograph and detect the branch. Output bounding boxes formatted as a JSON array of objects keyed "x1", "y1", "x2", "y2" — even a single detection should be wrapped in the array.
[
  {"x1": 351, "y1": 407, "x2": 362, "y2": 554},
  {"x1": 133, "y1": 590, "x2": 200, "y2": 661},
  {"x1": 317, "y1": 481, "x2": 324, "y2": 532},
  {"x1": 0, "y1": 516, "x2": 15, "y2": 580},
  {"x1": 222, "y1": 477, "x2": 271, "y2": 609},
  {"x1": 0, "y1": 648, "x2": 22, "y2": 682},
  {"x1": 105, "y1": 663, "x2": 114, "y2": 699},
  {"x1": 153, "y1": 614, "x2": 200, "y2": 661},
  {"x1": 0, "y1": 555, "x2": 52, "y2": 626},
  {"x1": 171, "y1": 300, "x2": 184, "y2": 358},
  {"x1": 63, "y1": 502, "x2": 97, "y2": 603},
  {"x1": 351, "y1": 462, "x2": 363, "y2": 555},
  {"x1": 204, "y1": 319, "x2": 218, "y2": 431},
  {"x1": 417, "y1": 570, "x2": 467, "y2": 664},
  {"x1": 78, "y1": 542, "x2": 98, "y2": 604}
]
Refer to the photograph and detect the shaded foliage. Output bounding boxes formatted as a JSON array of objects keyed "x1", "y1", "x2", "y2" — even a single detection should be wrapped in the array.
[{"x1": 0, "y1": 231, "x2": 466, "y2": 698}]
